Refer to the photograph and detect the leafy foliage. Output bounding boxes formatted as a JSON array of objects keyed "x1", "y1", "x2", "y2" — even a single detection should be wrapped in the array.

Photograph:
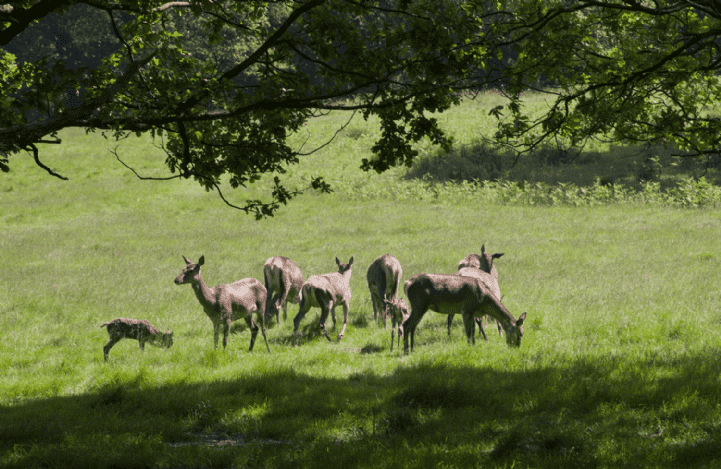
[
  {"x1": 480, "y1": 0, "x2": 721, "y2": 172},
  {"x1": 0, "y1": 0, "x2": 492, "y2": 217}
]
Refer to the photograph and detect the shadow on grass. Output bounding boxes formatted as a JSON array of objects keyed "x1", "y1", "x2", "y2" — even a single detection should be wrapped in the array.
[
  {"x1": 3, "y1": 350, "x2": 721, "y2": 468},
  {"x1": 407, "y1": 141, "x2": 721, "y2": 189}
]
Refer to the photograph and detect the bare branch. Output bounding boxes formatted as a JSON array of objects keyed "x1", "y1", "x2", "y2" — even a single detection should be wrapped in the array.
[{"x1": 27, "y1": 143, "x2": 68, "y2": 180}]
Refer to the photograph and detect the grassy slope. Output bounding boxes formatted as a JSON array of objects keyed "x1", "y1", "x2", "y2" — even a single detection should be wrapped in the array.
[{"x1": 1, "y1": 101, "x2": 721, "y2": 468}]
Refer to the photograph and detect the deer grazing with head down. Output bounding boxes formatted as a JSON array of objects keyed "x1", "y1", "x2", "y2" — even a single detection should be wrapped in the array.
[
  {"x1": 367, "y1": 254, "x2": 403, "y2": 328},
  {"x1": 263, "y1": 256, "x2": 304, "y2": 325},
  {"x1": 174, "y1": 255, "x2": 270, "y2": 353},
  {"x1": 449, "y1": 244, "x2": 504, "y2": 338},
  {"x1": 293, "y1": 257, "x2": 353, "y2": 346},
  {"x1": 402, "y1": 273, "x2": 526, "y2": 354}
]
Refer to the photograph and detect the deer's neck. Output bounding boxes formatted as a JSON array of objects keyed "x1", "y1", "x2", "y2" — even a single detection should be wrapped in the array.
[
  {"x1": 485, "y1": 296, "x2": 515, "y2": 330},
  {"x1": 339, "y1": 269, "x2": 352, "y2": 286},
  {"x1": 191, "y1": 274, "x2": 217, "y2": 311}
]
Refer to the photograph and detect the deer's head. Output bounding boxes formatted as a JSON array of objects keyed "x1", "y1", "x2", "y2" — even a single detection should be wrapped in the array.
[
  {"x1": 175, "y1": 255, "x2": 204, "y2": 285},
  {"x1": 504, "y1": 312, "x2": 526, "y2": 347}
]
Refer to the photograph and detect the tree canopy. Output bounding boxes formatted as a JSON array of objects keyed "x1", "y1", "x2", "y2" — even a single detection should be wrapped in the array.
[
  {"x1": 2, "y1": 0, "x2": 721, "y2": 215},
  {"x1": 0, "y1": 0, "x2": 495, "y2": 217},
  {"x1": 482, "y1": 0, "x2": 721, "y2": 173}
]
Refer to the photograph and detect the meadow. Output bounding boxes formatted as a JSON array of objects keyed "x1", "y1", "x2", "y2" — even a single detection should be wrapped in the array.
[{"x1": 1, "y1": 95, "x2": 721, "y2": 468}]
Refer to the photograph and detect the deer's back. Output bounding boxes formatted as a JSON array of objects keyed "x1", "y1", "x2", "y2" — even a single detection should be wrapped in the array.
[
  {"x1": 456, "y1": 267, "x2": 500, "y2": 300},
  {"x1": 218, "y1": 278, "x2": 266, "y2": 312},
  {"x1": 305, "y1": 273, "x2": 350, "y2": 301}
]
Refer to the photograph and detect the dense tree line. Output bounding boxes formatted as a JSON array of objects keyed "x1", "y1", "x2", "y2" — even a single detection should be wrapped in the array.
[{"x1": 1, "y1": 1, "x2": 720, "y2": 215}]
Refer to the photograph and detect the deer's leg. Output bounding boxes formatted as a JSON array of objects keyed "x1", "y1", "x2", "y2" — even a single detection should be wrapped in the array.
[
  {"x1": 403, "y1": 306, "x2": 427, "y2": 354},
  {"x1": 390, "y1": 313, "x2": 396, "y2": 352},
  {"x1": 369, "y1": 285, "x2": 380, "y2": 321},
  {"x1": 329, "y1": 301, "x2": 337, "y2": 330},
  {"x1": 293, "y1": 297, "x2": 311, "y2": 346},
  {"x1": 447, "y1": 314, "x2": 454, "y2": 337},
  {"x1": 221, "y1": 317, "x2": 231, "y2": 350},
  {"x1": 377, "y1": 282, "x2": 387, "y2": 329},
  {"x1": 103, "y1": 338, "x2": 119, "y2": 362},
  {"x1": 139, "y1": 337, "x2": 146, "y2": 352},
  {"x1": 279, "y1": 288, "x2": 290, "y2": 324},
  {"x1": 246, "y1": 316, "x2": 258, "y2": 352},
  {"x1": 257, "y1": 310, "x2": 271, "y2": 353},
  {"x1": 211, "y1": 322, "x2": 221, "y2": 350},
  {"x1": 337, "y1": 302, "x2": 349, "y2": 342},
  {"x1": 462, "y1": 312, "x2": 475, "y2": 345},
  {"x1": 476, "y1": 317, "x2": 488, "y2": 341},
  {"x1": 318, "y1": 304, "x2": 334, "y2": 342}
]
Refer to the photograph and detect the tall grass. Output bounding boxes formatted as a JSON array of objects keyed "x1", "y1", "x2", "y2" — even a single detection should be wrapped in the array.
[{"x1": 1, "y1": 97, "x2": 721, "y2": 468}]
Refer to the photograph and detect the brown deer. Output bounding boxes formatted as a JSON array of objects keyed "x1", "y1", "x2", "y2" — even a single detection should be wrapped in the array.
[
  {"x1": 402, "y1": 273, "x2": 526, "y2": 354},
  {"x1": 383, "y1": 298, "x2": 411, "y2": 352},
  {"x1": 449, "y1": 244, "x2": 504, "y2": 337},
  {"x1": 293, "y1": 257, "x2": 353, "y2": 346},
  {"x1": 100, "y1": 318, "x2": 173, "y2": 361},
  {"x1": 263, "y1": 256, "x2": 304, "y2": 325},
  {"x1": 366, "y1": 254, "x2": 403, "y2": 328},
  {"x1": 174, "y1": 255, "x2": 270, "y2": 353}
]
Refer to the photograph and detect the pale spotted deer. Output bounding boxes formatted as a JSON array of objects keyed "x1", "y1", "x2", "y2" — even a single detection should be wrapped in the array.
[
  {"x1": 383, "y1": 298, "x2": 411, "y2": 352},
  {"x1": 293, "y1": 257, "x2": 353, "y2": 346},
  {"x1": 174, "y1": 255, "x2": 270, "y2": 353},
  {"x1": 367, "y1": 254, "x2": 403, "y2": 328},
  {"x1": 100, "y1": 318, "x2": 173, "y2": 361}
]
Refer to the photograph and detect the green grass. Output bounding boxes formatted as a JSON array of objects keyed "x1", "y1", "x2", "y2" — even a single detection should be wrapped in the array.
[{"x1": 2, "y1": 97, "x2": 721, "y2": 468}]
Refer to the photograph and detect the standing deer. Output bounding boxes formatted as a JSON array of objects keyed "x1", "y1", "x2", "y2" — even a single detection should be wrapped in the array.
[
  {"x1": 263, "y1": 256, "x2": 304, "y2": 325},
  {"x1": 449, "y1": 244, "x2": 505, "y2": 337},
  {"x1": 293, "y1": 257, "x2": 353, "y2": 346},
  {"x1": 367, "y1": 254, "x2": 403, "y2": 328},
  {"x1": 383, "y1": 298, "x2": 411, "y2": 352},
  {"x1": 402, "y1": 273, "x2": 526, "y2": 354},
  {"x1": 100, "y1": 318, "x2": 173, "y2": 361},
  {"x1": 174, "y1": 255, "x2": 270, "y2": 353}
]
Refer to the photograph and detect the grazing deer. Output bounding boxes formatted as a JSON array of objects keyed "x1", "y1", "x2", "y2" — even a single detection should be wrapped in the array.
[
  {"x1": 402, "y1": 273, "x2": 526, "y2": 354},
  {"x1": 174, "y1": 255, "x2": 270, "y2": 353},
  {"x1": 263, "y1": 256, "x2": 304, "y2": 325},
  {"x1": 293, "y1": 257, "x2": 353, "y2": 346},
  {"x1": 100, "y1": 318, "x2": 173, "y2": 361},
  {"x1": 367, "y1": 254, "x2": 403, "y2": 328},
  {"x1": 449, "y1": 244, "x2": 505, "y2": 337},
  {"x1": 383, "y1": 298, "x2": 411, "y2": 352}
]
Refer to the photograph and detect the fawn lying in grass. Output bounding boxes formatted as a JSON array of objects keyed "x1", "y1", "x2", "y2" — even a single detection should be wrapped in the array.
[{"x1": 100, "y1": 318, "x2": 173, "y2": 361}]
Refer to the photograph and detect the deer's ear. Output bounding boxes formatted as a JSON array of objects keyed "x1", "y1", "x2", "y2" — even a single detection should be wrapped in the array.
[
  {"x1": 336, "y1": 257, "x2": 340, "y2": 266},
  {"x1": 481, "y1": 244, "x2": 486, "y2": 254},
  {"x1": 517, "y1": 312, "x2": 527, "y2": 326},
  {"x1": 348, "y1": 257, "x2": 354, "y2": 266},
  {"x1": 183, "y1": 255, "x2": 192, "y2": 265},
  {"x1": 493, "y1": 253, "x2": 504, "y2": 260},
  {"x1": 198, "y1": 255, "x2": 205, "y2": 266}
]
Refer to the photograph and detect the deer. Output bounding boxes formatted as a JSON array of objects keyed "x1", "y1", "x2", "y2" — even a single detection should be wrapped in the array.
[
  {"x1": 100, "y1": 318, "x2": 173, "y2": 361},
  {"x1": 366, "y1": 254, "x2": 403, "y2": 328},
  {"x1": 293, "y1": 257, "x2": 353, "y2": 346},
  {"x1": 449, "y1": 244, "x2": 505, "y2": 338},
  {"x1": 383, "y1": 298, "x2": 411, "y2": 352},
  {"x1": 263, "y1": 256, "x2": 304, "y2": 325},
  {"x1": 402, "y1": 273, "x2": 526, "y2": 354},
  {"x1": 174, "y1": 255, "x2": 270, "y2": 353}
]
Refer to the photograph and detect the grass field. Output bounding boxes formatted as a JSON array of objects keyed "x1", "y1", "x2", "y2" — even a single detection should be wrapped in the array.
[{"x1": 2, "y1": 96, "x2": 721, "y2": 468}]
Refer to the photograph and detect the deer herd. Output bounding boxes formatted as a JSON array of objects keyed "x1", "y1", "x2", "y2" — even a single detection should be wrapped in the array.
[{"x1": 100, "y1": 246, "x2": 527, "y2": 360}]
